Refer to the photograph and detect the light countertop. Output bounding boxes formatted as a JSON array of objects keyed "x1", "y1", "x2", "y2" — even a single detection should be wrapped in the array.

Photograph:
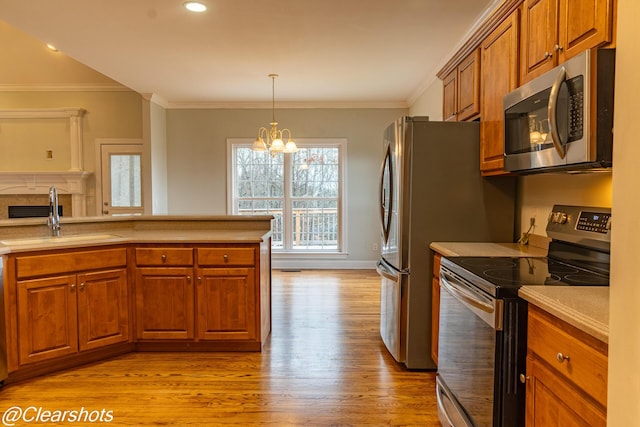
[{"x1": 430, "y1": 240, "x2": 608, "y2": 343}]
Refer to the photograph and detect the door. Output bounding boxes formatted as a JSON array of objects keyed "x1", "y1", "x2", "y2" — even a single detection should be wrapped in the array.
[
  {"x1": 377, "y1": 260, "x2": 405, "y2": 363},
  {"x1": 379, "y1": 119, "x2": 402, "y2": 270},
  {"x1": 196, "y1": 268, "x2": 257, "y2": 341},
  {"x1": 17, "y1": 275, "x2": 78, "y2": 365},
  {"x1": 77, "y1": 269, "x2": 129, "y2": 351},
  {"x1": 135, "y1": 267, "x2": 195, "y2": 339},
  {"x1": 101, "y1": 144, "x2": 144, "y2": 216}
]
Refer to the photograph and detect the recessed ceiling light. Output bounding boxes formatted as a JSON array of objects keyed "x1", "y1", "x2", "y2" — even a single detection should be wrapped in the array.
[
  {"x1": 46, "y1": 43, "x2": 58, "y2": 52},
  {"x1": 184, "y1": 2, "x2": 207, "y2": 12}
]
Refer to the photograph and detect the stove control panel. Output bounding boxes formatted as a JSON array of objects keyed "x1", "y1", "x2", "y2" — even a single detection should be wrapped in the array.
[{"x1": 546, "y1": 205, "x2": 611, "y2": 249}]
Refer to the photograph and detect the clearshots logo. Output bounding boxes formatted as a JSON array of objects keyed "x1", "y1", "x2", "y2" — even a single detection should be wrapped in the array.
[{"x1": 2, "y1": 406, "x2": 114, "y2": 426}]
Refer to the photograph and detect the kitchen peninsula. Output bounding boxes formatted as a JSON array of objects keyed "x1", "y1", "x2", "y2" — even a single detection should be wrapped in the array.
[{"x1": 0, "y1": 215, "x2": 272, "y2": 384}]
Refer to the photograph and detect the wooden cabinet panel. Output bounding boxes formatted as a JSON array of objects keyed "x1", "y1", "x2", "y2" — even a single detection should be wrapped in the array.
[
  {"x1": 77, "y1": 269, "x2": 129, "y2": 351},
  {"x1": 559, "y1": 0, "x2": 613, "y2": 60},
  {"x1": 526, "y1": 355, "x2": 606, "y2": 427},
  {"x1": 457, "y1": 49, "x2": 481, "y2": 121},
  {"x1": 196, "y1": 268, "x2": 257, "y2": 341},
  {"x1": 16, "y1": 248, "x2": 127, "y2": 279},
  {"x1": 441, "y1": 49, "x2": 480, "y2": 122},
  {"x1": 431, "y1": 254, "x2": 441, "y2": 366},
  {"x1": 521, "y1": 0, "x2": 558, "y2": 80},
  {"x1": 442, "y1": 69, "x2": 458, "y2": 122},
  {"x1": 198, "y1": 247, "x2": 255, "y2": 266},
  {"x1": 528, "y1": 306, "x2": 608, "y2": 406},
  {"x1": 480, "y1": 10, "x2": 520, "y2": 175},
  {"x1": 135, "y1": 247, "x2": 194, "y2": 266},
  {"x1": 135, "y1": 267, "x2": 195, "y2": 339},
  {"x1": 17, "y1": 275, "x2": 78, "y2": 365},
  {"x1": 521, "y1": 0, "x2": 615, "y2": 83}
]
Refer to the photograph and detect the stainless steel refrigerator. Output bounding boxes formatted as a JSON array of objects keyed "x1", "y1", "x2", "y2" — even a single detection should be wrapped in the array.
[{"x1": 376, "y1": 116, "x2": 516, "y2": 370}]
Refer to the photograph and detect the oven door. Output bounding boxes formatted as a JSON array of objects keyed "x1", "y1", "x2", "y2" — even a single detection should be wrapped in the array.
[{"x1": 437, "y1": 266, "x2": 503, "y2": 427}]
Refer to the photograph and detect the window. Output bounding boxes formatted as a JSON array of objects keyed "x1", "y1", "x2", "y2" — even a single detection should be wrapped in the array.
[{"x1": 228, "y1": 138, "x2": 345, "y2": 253}]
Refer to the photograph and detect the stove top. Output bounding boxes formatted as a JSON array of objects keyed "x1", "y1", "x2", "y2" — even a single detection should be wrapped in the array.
[{"x1": 441, "y1": 256, "x2": 610, "y2": 297}]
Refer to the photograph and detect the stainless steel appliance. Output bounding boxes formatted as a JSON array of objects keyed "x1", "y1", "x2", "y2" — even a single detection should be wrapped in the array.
[
  {"x1": 436, "y1": 205, "x2": 611, "y2": 426},
  {"x1": 376, "y1": 116, "x2": 516, "y2": 370},
  {"x1": 503, "y1": 49, "x2": 615, "y2": 174}
]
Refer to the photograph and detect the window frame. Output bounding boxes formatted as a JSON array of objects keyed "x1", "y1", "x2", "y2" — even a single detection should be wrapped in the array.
[{"x1": 227, "y1": 138, "x2": 347, "y2": 256}]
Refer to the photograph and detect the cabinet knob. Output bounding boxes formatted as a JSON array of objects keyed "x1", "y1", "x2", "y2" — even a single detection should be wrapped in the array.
[
  {"x1": 79, "y1": 282, "x2": 85, "y2": 290},
  {"x1": 187, "y1": 276, "x2": 191, "y2": 283},
  {"x1": 223, "y1": 254, "x2": 229, "y2": 262},
  {"x1": 161, "y1": 254, "x2": 167, "y2": 263},
  {"x1": 519, "y1": 373, "x2": 530, "y2": 383},
  {"x1": 70, "y1": 283, "x2": 76, "y2": 291},
  {"x1": 544, "y1": 51, "x2": 552, "y2": 59},
  {"x1": 554, "y1": 44, "x2": 564, "y2": 52},
  {"x1": 556, "y1": 352, "x2": 570, "y2": 363}
]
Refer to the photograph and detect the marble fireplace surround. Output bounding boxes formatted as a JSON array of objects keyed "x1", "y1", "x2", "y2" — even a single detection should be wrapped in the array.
[{"x1": 0, "y1": 108, "x2": 91, "y2": 219}]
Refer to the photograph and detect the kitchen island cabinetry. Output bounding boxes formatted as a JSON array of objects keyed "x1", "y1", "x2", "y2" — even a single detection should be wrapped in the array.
[
  {"x1": 525, "y1": 305, "x2": 607, "y2": 426},
  {"x1": 12, "y1": 248, "x2": 129, "y2": 368},
  {"x1": 520, "y1": 0, "x2": 615, "y2": 83},
  {"x1": 134, "y1": 245, "x2": 259, "y2": 344},
  {"x1": 480, "y1": 9, "x2": 520, "y2": 175},
  {"x1": 430, "y1": 253, "x2": 441, "y2": 365}
]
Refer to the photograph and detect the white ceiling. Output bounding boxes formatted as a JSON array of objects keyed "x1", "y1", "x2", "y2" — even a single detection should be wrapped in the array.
[{"x1": 0, "y1": 0, "x2": 499, "y2": 108}]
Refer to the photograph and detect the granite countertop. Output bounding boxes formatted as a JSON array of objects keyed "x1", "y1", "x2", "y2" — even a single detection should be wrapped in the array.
[
  {"x1": 430, "y1": 241, "x2": 609, "y2": 343},
  {"x1": 430, "y1": 241, "x2": 548, "y2": 258},
  {"x1": 0, "y1": 215, "x2": 273, "y2": 254}
]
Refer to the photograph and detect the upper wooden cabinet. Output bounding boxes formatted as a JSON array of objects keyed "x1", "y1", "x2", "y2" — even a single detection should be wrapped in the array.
[
  {"x1": 442, "y1": 48, "x2": 481, "y2": 122},
  {"x1": 520, "y1": 0, "x2": 615, "y2": 83},
  {"x1": 480, "y1": 10, "x2": 520, "y2": 175}
]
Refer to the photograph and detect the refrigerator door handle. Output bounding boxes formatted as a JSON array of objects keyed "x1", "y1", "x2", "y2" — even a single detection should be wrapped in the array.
[{"x1": 379, "y1": 142, "x2": 393, "y2": 244}]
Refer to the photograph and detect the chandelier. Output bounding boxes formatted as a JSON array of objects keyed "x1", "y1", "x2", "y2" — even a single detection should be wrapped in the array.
[{"x1": 252, "y1": 74, "x2": 298, "y2": 155}]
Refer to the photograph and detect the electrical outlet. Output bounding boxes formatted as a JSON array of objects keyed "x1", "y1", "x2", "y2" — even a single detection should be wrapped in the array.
[
  {"x1": 530, "y1": 216, "x2": 536, "y2": 227},
  {"x1": 372, "y1": 242, "x2": 378, "y2": 251}
]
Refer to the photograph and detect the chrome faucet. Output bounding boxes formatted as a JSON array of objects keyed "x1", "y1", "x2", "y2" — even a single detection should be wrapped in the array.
[{"x1": 48, "y1": 185, "x2": 61, "y2": 236}]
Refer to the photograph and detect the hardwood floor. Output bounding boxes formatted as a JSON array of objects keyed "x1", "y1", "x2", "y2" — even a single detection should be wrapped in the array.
[{"x1": 1, "y1": 270, "x2": 439, "y2": 426}]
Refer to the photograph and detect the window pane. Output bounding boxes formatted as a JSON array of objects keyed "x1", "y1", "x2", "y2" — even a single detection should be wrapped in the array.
[
  {"x1": 110, "y1": 154, "x2": 141, "y2": 207},
  {"x1": 291, "y1": 199, "x2": 338, "y2": 250},
  {"x1": 237, "y1": 199, "x2": 283, "y2": 249},
  {"x1": 236, "y1": 148, "x2": 284, "y2": 197},
  {"x1": 292, "y1": 148, "x2": 339, "y2": 197}
]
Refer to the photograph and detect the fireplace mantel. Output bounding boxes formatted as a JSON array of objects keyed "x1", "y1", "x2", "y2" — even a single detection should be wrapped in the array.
[{"x1": 0, "y1": 171, "x2": 92, "y2": 216}]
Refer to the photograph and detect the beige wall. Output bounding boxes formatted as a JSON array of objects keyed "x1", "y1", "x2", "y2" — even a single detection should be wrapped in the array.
[
  {"x1": 608, "y1": 0, "x2": 640, "y2": 423},
  {"x1": 166, "y1": 107, "x2": 406, "y2": 265},
  {"x1": 409, "y1": 79, "x2": 444, "y2": 120}
]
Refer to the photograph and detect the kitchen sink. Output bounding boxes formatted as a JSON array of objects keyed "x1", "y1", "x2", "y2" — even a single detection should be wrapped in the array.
[{"x1": 0, "y1": 233, "x2": 122, "y2": 246}]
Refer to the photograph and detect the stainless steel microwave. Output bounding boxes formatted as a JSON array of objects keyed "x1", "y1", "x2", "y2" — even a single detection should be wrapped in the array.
[{"x1": 503, "y1": 49, "x2": 615, "y2": 173}]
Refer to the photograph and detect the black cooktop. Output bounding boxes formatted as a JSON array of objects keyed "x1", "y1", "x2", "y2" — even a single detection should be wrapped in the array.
[{"x1": 442, "y1": 256, "x2": 610, "y2": 297}]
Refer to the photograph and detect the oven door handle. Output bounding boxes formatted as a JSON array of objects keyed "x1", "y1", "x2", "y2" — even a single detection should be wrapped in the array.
[
  {"x1": 548, "y1": 66, "x2": 567, "y2": 159},
  {"x1": 440, "y1": 270, "x2": 503, "y2": 330}
]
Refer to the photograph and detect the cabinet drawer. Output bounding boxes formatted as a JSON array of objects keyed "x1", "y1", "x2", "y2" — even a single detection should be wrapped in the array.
[
  {"x1": 135, "y1": 248, "x2": 194, "y2": 266},
  {"x1": 16, "y1": 248, "x2": 127, "y2": 279},
  {"x1": 198, "y1": 247, "x2": 255, "y2": 266},
  {"x1": 528, "y1": 306, "x2": 608, "y2": 406}
]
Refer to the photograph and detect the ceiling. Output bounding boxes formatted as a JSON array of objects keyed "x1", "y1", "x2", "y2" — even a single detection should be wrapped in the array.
[{"x1": 0, "y1": 0, "x2": 499, "y2": 108}]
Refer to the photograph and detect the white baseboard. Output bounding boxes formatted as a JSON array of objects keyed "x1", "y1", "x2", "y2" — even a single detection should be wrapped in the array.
[{"x1": 272, "y1": 259, "x2": 377, "y2": 270}]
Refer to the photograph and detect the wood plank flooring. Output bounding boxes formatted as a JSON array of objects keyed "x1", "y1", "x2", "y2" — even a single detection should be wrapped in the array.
[{"x1": 0, "y1": 269, "x2": 439, "y2": 426}]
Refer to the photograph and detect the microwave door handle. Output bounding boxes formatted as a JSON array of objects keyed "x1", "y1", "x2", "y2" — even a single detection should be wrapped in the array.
[{"x1": 548, "y1": 66, "x2": 567, "y2": 159}]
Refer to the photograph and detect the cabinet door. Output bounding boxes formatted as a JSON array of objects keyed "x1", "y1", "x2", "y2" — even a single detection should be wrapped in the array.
[
  {"x1": 77, "y1": 269, "x2": 129, "y2": 351},
  {"x1": 558, "y1": 0, "x2": 613, "y2": 61},
  {"x1": 196, "y1": 268, "x2": 257, "y2": 341},
  {"x1": 521, "y1": 0, "x2": 558, "y2": 83},
  {"x1": 17, "y1": 275, "x2": 78, "y2": 365},
  {"x1": 442, "y1": 69, "x2": 458, "y2": 122},
  {"x1": 457, "y1": 48, "x2": 481, "y2": 121},
  {"x1": 480, "y1": 10, "x2": 520, "y2": 175},
  {"x1": 135, "y1": 267, "x2": 195, "y2": 339},
  {"x1": 526, "y1": 355, "x2": 606, "y2": 427}
]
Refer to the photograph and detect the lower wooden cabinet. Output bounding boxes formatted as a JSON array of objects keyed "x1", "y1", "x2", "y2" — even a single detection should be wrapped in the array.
[
  {"x1": 135, "y1": 267, "x2": 195, "y2": 340},
  {"x1": 17, "y1": 268, "x2": 128, "y2": 365},
  {"x1": 525, "y1": 306, "x2": 607, "y2": 426},
  {"x1": 431, "y1": 253, "x2": 441, "y2": 366}
]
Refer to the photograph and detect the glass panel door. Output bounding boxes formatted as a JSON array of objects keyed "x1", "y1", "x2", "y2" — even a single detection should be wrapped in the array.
[{"x1": 101, "y1": 145, "x2": 144, "y2": 215}]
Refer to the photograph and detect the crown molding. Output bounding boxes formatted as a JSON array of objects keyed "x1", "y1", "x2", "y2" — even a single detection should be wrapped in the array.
[
  {"x1": 164, "y1": 100, "x2": 409, "y2": 110},
  {"x1": 0, "y1": 82, "x2": 130, "y2": 92}
]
